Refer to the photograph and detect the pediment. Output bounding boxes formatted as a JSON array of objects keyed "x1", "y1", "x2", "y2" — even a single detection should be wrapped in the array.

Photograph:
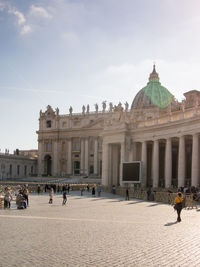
[{"x1": 45, "y1": 105, "x2": 55, "y2": 117}]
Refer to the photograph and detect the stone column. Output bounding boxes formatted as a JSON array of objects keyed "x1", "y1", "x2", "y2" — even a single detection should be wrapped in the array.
[
  {"x1": 53, "y1": 140, "x2": 58, "y2": 176},
  {"x1": 152, "y1": 140, "x2": 159, "y2": 188},
  {"x1": 38, "y1": 141, "x2": 43, "y2": 176},
  {"x1": 165, "y1": 138, "x2": 172, "y2": 188},
  {"x1": 84, "y1": 138, "x2": 89, "y2": 175},
  {"x1": 132, "y1": 142, "x2": 137, "y2": 161},
  {"x1": 178, "y1": 136, "x2": 185, "y2": 187},
  {"x1": 141, "y1": 141, "x2": 147, "y2": 186},
  {"x1": 192, "y1": 133, "x2": 199, "y2": 187},
  {"x1": 94, "y1": 138, "x2": 98, "y2": 175},
  {"x1": 80, "y1": 138, "x2": 85, "y2": 175},
  {"x1": 67, "y1": 138, "x2": 72, "y2": 175},
  {"x1": 120, "y1": 142, "x2": 125, "y2": 186},
  {"x1": 102, "y1": 143, "x2": 110, "y2": 186}
]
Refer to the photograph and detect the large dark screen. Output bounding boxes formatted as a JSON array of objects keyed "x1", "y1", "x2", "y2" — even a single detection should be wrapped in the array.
[{"x1": 122, "y1": 162, "x2": 140, "y2": 182}]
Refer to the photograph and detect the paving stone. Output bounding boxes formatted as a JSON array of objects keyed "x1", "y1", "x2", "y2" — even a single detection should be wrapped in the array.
[{"x1": 0, "y1": 191, "x2": 199, "y2": 266}]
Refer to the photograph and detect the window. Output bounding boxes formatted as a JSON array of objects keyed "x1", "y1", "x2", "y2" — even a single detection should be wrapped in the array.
[
  {"x1": 90, "y1": 139, "x2": 94, "y2": 151},
  {"x1": 1, "y1": 164, "x2": 5, "y2": 171},
  {"x1": 46, "y1": 120, "x2": 51, "y2": 128},
  {"x1": 73, "y1": 141, "x2": 80, "y2": 151},
  {"x1": 90, "y1": 165, "x2": 94, "y2": 174},
  {"x1": 24, "y1": 165, "x2": 27, "y2": 175},
  {"x1": 31, "y1": 166, "x2": 33, "y2": 174},
  {"x1": 17, "y1": 165, "x2": 20, "y2": 175},
  {"x1": 9, "y1": 165, "x2": 12, "y2": 175},
  {"x1": 45, "y1": 142, "x2": 51, "y2": 152}
]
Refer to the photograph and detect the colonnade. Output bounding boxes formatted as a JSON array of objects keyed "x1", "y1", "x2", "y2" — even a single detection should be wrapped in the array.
[
  {"x1": 140, "y1": 134, "x2": 200, "y2": 188},
  {"x1": 102, "y1": 133, "x2": 200, "y2": 188}
]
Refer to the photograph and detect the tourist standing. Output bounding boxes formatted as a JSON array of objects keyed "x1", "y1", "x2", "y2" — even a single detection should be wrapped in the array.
[
  {"x1": 4, "y1": 187, "x2": 12, "y2": 209},
  {"x1": 174, "y1": 192, "x2": 183, "y2": 222},
  {"x1": 49, "y1": 188, "x2": 54, "y2": 204},
  {"x1": 125, "y1": 188, "x2": 129, "y2": 200},
  {"x1": 23, "y1": 187, "x2": 29, "y2": 207},
  {"x1": 37, "y1": 185, "x2": 41, "y2": 195},
  {"x1": 92, "y1": 187, "x2": 95, "y2": 197}
]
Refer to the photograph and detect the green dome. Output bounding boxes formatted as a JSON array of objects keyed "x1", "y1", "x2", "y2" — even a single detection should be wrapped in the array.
[{"x1": 131, "y1": 65, "x2": 173, "y2": 109}]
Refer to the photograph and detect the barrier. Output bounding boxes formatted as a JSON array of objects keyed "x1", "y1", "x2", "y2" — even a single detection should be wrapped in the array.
[{"x1": 0, "y1": 197, "x2": 4, "y2": 208}]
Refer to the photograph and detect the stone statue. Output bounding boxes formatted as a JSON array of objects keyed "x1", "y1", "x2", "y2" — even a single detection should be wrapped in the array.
[
  {"x1": 125, "y1": 101, "x2": 129, "y2": 112},
  {"x1": 87, "y1": 104, "x2": 90, "y2": 113},
  {"x1": 102, "y1": 101, "x2": 106, "y2": 112},
  {"x1": 109, "y1": 102, "x2": 113, "y2": 112},
  {"x1": 56, "y1": 107, "x2": 59, "y2": 115},
  {"x1": 82, "y1": 105, "x2": 86, "y2": 115},
  {"x1": 40, "y1": 109, "x2": 42, "y2": 116},
  {"x1": 95, "y1": 103, "x2": 98, "y2": 113},
  {"x1": 181, "y1": 100, "x2": 185, "y2": 112},
  {"x1": 69, "y1": 106, "x2": 73, "y2": 115}
]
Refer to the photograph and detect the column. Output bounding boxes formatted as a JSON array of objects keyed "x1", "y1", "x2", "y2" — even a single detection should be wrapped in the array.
[
  {"x1": 80, "y1": 138, "x2": 85, "y2": 175},
  {"x1": 192, "y1": 133, "x2": 199, "y2": 187},
  {"x1": 37, "y1": 141, "x2": 43, "y2": 176},
  {"x1": 178, "y1": 136, "x2": 185, "y2": 187},
  {"x1": 120, "y1": 142, "x2": 125, "y2": 186},
  {"x1": 102, "y1": 143, "x2": 110, "y2": 186},
  {"x1": 67, "y1": 138, "x2": 72, "y2": 175},
  {"x1": 165, "y1": 138, "x2": 172, "y2": 188},
  {"x1": 53, "y1": 140, "x2": 58, "y2": 176},
  {"x1": 94, "y1": 138, "x2": 98, "y2": 175},
  {"x1": 141, "y1": 141, "x2": 147, "y2": 186},
  {"x1": 132, "y1": 142, "x2": 137, "y2": 161},
  {"x1": 84, "y1": 138, "x2": 89, "y2": 175},
  {"x1": 152, "y1": 140, "x2": 159, "y2": 188}
]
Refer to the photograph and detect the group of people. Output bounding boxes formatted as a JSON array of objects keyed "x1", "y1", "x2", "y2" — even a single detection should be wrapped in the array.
[{"x1": 3, "y1": 185, "x2": 29, "y2": 209}]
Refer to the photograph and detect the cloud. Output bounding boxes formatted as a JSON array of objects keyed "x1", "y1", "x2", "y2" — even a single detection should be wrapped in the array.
[
  {"x1": 21, "y1": 25, "x2": 32, "y2": 35},
  {"x1": 8, "y1": 8, "x2": 26, "y2": 25},
  {"x1": 30, "y1": 5, "x2": 52, "y2": 19},
  {"x1": 0, "y1": 1, "x2": 6, "y2": 11}
]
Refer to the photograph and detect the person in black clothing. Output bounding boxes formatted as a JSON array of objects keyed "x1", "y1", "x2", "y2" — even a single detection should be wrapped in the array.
[
  {"x1": 92, "y1": 187, "x2": 95, "y2": 196},
  {"x1": 62, "y1": 190, "x2": 67, "y2": 205},
  {"x1": 37, "y1": 185, "x2": 41, "y2": 195},
  {"x1": 125, "y1": 188, "x2": 129, "y2": 200}
]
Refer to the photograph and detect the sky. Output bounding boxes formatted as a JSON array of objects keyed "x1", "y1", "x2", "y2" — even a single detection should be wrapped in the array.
[{"x1": 1, "y1": 0, "x2": 200, "y2": 153}]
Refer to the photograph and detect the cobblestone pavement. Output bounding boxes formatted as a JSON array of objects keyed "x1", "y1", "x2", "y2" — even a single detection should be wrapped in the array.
[{"x1": 0, "y1": 191, "x2": 200, "y2": 267}]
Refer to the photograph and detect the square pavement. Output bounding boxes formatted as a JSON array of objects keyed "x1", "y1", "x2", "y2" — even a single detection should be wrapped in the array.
[{"x1": 0, "y1": 191, "x2": 199, "y2": 267}]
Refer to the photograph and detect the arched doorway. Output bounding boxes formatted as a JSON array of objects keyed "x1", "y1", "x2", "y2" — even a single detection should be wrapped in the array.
[{"x1": 44, "y1": 155, "x2": 52, "y2": 176}]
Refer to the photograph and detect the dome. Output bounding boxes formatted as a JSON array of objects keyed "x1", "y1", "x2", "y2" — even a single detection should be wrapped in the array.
[{"x1": 131, "y1": 65, "x2": 173, "y2": 109}]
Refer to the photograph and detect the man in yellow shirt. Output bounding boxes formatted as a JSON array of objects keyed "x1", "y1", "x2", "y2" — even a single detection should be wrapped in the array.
[{"x1": 174, "y1": 192, "x2": 183, "y2": 222}]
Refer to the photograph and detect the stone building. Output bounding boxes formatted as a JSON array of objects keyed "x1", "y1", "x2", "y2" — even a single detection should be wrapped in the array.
[
  {"x1": 37, "y1": 65, "x2": 200, "y2": 188},
  {"x1": 0, "y1": 152, "x2": 37, "y2": 180}
]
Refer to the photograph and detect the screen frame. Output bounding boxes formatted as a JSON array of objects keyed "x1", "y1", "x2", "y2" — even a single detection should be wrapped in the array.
[{"x1": 122, "y1": 161, "x2": 142, "y2": 183}]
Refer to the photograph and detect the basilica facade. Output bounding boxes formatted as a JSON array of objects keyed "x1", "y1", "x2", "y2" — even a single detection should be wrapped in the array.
[{"x1": 37, "y1": 66, "x2": 200, "y2": 188}]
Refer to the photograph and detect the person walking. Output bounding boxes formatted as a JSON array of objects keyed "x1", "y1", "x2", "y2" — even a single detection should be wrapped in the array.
[
  {"x1": 49, "y1": 188, "x2": 54, "y2": 204},
  {"x1": 174, "y1": 192, "x2": 183, "y2": 222},
  {"x1": 97, "y1": 185, "x2": 101, "y2": 197},
  {"x1": 62, "y1": 190, "x2": 67, "y2": 205}
]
